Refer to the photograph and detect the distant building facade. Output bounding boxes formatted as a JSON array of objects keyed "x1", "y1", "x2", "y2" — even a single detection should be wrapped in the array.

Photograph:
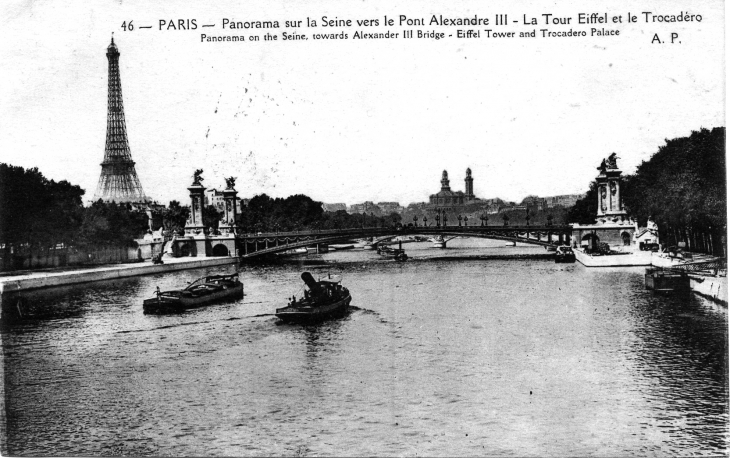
[
  {"x1": 205, "y1": 188, "x2": 226, "y2": 211},
  {"x1": 322, "y1": 203, "x2": 347, "y2": 212},
  {"x1": 206, "y1": 188, "x2": 243, "y2": 213},
  {"x1": 520, "y1": 195, "x2": 546, "y2": 211},
  {"x1": 545, "y1": 194, "x2": 583, "y2": 208},
  {"x1": 348, "y1": 201, "x2": 382, "y2": 215},
  {"x1": 377, "y1": 202, "x2": 404, "y2": 215}
]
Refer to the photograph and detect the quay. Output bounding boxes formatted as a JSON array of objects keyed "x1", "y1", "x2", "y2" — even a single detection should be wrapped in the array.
[
  {"x1": 0, "y1": 256, "x2": 237, "y2": 296},
  {"x1": 574, "y1": 249, "x2": 653, "y2": 267}
]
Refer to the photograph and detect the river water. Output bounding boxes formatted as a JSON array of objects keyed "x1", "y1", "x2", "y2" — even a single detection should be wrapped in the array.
[{"x1": 1, "y1": 239, "x2": 727, "y2": 456}]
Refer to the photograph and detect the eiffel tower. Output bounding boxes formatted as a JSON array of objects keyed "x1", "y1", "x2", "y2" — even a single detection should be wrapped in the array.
[{"x1": 93, "y1": 37, "x2": 148, "y2": 203}]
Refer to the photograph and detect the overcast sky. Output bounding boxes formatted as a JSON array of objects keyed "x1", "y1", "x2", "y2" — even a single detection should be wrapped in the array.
[{"x1": 0, "y1": 0, "x2": 723, "y2": 206}]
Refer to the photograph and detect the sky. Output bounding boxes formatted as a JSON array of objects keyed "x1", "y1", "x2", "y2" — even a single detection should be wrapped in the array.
[{"x1": 0, "y1": 0, "x2": 724, "y2": 206}]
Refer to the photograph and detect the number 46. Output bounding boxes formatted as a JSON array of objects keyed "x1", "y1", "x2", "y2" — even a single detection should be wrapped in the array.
[{"x1": 121, "y1": 20, "x2": 134, "y2": 31}]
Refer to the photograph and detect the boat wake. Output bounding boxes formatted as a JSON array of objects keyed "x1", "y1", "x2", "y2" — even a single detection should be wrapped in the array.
[{"x1": 117, "y1": 313, "x2": 277, "y2": 334}]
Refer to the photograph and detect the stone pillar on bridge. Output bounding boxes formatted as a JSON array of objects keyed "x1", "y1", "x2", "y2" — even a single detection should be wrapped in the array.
[
  {"x1": 596, "y1": 155, "x2": 627, "y2": 222},
  {"x1": 573, "y1": 154, "x2": 636, "y2": 251},
  {"x1": 219, "y1": 177, "x2": 239, "y2": 236},
  {"x1": 180, "y1": 169, "x2": 209, "y2": 257},
  {"x1": 185, "y1": 171, "x2": 206, "y2": 236}
]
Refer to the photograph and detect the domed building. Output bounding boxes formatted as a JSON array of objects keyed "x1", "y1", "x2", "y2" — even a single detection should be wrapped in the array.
[{"x1": 428, "y1": 169, "x2": 477, "y2": 210}]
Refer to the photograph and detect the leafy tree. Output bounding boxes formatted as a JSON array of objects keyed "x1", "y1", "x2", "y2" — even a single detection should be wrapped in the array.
[
  {"x1": 77, "y1": 200, "x2": 149, "y2": 247},
  {"x1": 567, "y1": 181, "x2": 598, "y2": 224},
  {"x1": 622, "y1": 127, "x2": 725, "y2": 254},
  {"x1": 0, "y1": 163, "x2": 85, "y2": 268},
  {"x1": 162, "y1": 200, "x2": 190, "y2": 235},
  {"x1": 203, "y1": 205, "x2": 222, "y2": 232}
]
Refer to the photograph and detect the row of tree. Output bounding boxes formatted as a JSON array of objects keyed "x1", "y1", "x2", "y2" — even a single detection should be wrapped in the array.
[
  {"x1": 1, "y1": 164, "x2": 225, "y2": 270},
  {"x1": 568, "y1": 127, "x2": 726, "y2": 255},
  {"x1": 0, "y1": 164, "x2": 150, "y2": 269}
]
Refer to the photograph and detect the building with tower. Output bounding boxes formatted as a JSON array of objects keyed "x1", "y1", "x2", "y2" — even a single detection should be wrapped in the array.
[
  {"x1": 428, "y1": 169, "x2": 478, "y2": 209},
  {"x1": 464, "y1": 168, "x2": 475, "y2": 200},
  {"x1": 93, "y1": 37, "x2": 148, "y2": 203}
]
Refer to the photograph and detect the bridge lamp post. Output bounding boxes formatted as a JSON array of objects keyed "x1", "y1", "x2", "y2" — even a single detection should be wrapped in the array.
[
  {"x1": 503, "y1": 214, "x2": 509, "y2": 226},
  {"x1": 443, "y1": 212, "x2": 448, "y2": 228},
  {"x1": 464, "y1": 216, "x2": 468, "y2": 226},
  {"x1": 423, "y1": 215, "x2": 427, "y2": 227},
  {"x1": 547, "y1": 214, "x2": 553, "y2": 226},
  {"x1": 525, "y1": 209, "x2": 531, "y2": 227},
  {"x1": 435, "y1": 213, "x2": 440, "y2": 227},
  {"x1": 413, "y1": 215, "x2": 418, "y2": 227},
  {"x1": 458, "y1": 215, "x2": 462, "y2": 227}
]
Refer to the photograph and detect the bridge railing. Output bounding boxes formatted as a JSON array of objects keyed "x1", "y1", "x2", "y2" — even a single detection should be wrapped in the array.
[{"x1": 239, "y1": 225, "x2": 572, "y2": 239}]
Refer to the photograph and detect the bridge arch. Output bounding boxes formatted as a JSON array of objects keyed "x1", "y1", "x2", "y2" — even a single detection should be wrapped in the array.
[
  {"x1": 212, "y1": 244, "x2": 229, "y2": 256},
  {"x1": 582, "y1": 233, "x2": 599, "y2": 251}
]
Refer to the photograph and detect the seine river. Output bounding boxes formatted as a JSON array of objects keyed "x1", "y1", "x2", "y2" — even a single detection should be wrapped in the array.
[{"x1": 1, "y1": 239, "x2": 727, "y2": 456}]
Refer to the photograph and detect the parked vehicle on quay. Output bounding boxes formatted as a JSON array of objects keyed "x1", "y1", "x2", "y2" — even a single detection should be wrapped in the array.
[{"x1": 555, "y1": 245, "x2": 576, "y2": 263}]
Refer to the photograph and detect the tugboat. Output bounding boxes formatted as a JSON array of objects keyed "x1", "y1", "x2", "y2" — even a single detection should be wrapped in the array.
[
  {"x1": 554, "y1": 245, "x2": 576, "y2": 263},
  {"x1": 377, "y1": 242, "x2": 408, "y2": 262},
  {"x1": 143, "y1": 273, "x2": 243, "y2": 313},
  {"x1": 275, "y1": 272, "x2": 351, "y2": 323},
  {"x1": 431, "y1": 235, "x2": 446, "y2": 249}
]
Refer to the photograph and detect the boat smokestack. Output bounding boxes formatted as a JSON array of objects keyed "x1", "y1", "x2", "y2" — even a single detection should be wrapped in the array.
[{"x1": 301, "y1": 272, "x2": 323, "y2": 296}]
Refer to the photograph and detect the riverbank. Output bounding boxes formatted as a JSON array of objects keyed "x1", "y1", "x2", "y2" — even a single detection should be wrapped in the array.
[
  {"x1": 0, "y1": 256, "x2": 238, "y2": 295},
  {"x1": 688, "y1": 273, "x2": 728, "y2": 306}
]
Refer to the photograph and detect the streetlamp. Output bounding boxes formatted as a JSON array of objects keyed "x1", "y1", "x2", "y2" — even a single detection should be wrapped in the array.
[
  {"x1": 423, "y1": 215, "x2": 427, "y2": 227},
  {"x1": 503, "y1": 213, "x2": 509, "y2": 226},
  {"x1": 458, "y1": 215, "x2": 462, "y2": 227},
  {"x1": 413, "y1": 215, "x2": 418, "y2": 227},
  {"x1": 464, "y1": 216, "x2": 468, "y2": 226},
  {"x1": 547, "y1": 214, "x2": 553, "y2": 226},
  {"x1": 443, "y1": 211, "x2": 448, "y2": 228},
  {"x1": 525, "y1": 209, "x2": 531, "y2": 227},
  {"x1": 436, "y1": 212, "x2": 441, "y2": 227}
]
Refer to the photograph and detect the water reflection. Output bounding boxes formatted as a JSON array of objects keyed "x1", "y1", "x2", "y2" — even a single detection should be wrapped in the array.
[
  {"x1": 0, "y1": 252, "x2": 727, "y2": 456},
  {"x1": 624, "y1": 290, "x2": 728, "y2": 450}
]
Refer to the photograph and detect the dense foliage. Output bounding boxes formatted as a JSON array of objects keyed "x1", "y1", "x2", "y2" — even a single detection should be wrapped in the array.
[
  {"x1": 567, "y1": 182, "x2": 598, "y2": 224},
  {"x1": 623, "y1": 127, "x2": 725, "y2": 254},
  {"x1": 77, "y1": 200, "x2": 149, "y2": 247},
  {"x1": 1, "y1": 163, "x2": 85, "y2": 252},
  {"x1": 0, "y1": 163, "x2": 151, "y2": 269},
  {"x1": 568, "y1": 127, "x2": 726, "y2": 255},
  {"x1": 161, "y1": 200, "x2": 190, "y2": 235}
]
